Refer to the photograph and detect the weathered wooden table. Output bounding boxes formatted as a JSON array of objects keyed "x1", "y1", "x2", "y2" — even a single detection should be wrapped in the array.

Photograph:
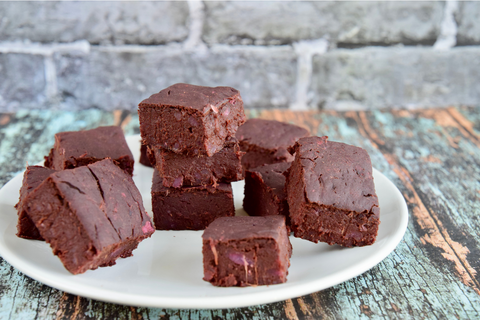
[{"x1": 0, "y1": 107, "x2": 478, "y2": 319}]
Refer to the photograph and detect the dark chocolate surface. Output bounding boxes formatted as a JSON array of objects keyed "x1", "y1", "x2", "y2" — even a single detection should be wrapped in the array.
[
  {"x1": 286, "y1": 136, "x2": 380, "y2": 247},
  {"x1": 15, "y1": 166, "x2": 56, "y2": 240},
  {"x1": 203, "y1": 215, "x2": 288, "y2": 241},
  {"x1": 140, "y1": 83, "x2": 240, "y2": 111},
  {"x1": 138, "y1": 83, "x2": 246, "y2": 157},
  {"x1": 243, "y1": 162, "x2": 290, "y2": 220},
  {"x1": 236, "y1": 119, "x2": 309, "y2": 169},
  {"x1": 87, "y1": 159, "x2": 152, "y2": 239},
  {"x1": 202, "y1": 216, "x2": 292, "y2": 287},
  {"x1": 239, "y1": 149, "x2": 293, "y2": 172},
  {"x1": 236, "y1": 119, "x2": 309, "y2": 151},
  {"x1": 249, "y1": 162, "x2": 290, "y2": 199},
  {"x1": 45, "y1": 126, "x2": 134, "y2": 175},
  {"x1": 139, "y1": 143, "x2": 154, "y2": 167},
  {"x1": 152, "y1": 170, "x2": 234, "y2": 230},
  {"x1": 24, "y1": 159, "x2": 154, "y2": 274},
  {"x1": 151, "y1": 137, "x2": 243, "y2": 187},
  {"x1": 295, "y1": 136, "x2": 379, "y2": 215}
]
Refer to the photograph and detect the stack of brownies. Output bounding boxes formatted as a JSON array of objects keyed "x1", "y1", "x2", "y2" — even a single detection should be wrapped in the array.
[{"x1": 138, "y1": 83, "x2": 246, "y2": 230}]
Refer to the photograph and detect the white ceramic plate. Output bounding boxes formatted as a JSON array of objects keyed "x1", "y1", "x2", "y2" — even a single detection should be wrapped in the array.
[{"x1": 0, "y1": 135, "x2": 408, "y2": 309}]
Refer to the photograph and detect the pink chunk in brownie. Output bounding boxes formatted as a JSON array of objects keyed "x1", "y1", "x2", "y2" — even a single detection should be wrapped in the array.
[{"x1": 202, "y1": 216, "x2": 292, "y2": 287}]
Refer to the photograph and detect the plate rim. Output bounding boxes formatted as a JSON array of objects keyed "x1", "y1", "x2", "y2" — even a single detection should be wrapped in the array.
[{"x1": 0, "y1": 135, "x2": 409, "y2": 309}]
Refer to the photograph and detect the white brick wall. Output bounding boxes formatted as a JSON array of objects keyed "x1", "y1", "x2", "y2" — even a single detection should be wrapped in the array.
[
  {"x1": 203, "y1": 1, "x2": 444, "y2": 46},
  {"x1": 0, "y1": 1, "x2": 479, "y2": 112},
  {"x1": 0, "y1": 2, "x2": 189, "y2": 44},
  {"x1": 311, "y1": 47, "x2": 480, "y2": 110}
]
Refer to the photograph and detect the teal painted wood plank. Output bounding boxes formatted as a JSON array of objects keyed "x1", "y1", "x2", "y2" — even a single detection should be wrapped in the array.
[
  {"x1": 254, "y1": 109, "x2": 480, "y2": 319},
  {"x1": 363, "y1": 109, "x2": 480, "y2": 270},
  {"x1": 358, "y1": 109, "x2": 480, "y2": 316},
  {"x1": 455, "y1": 106, "x2": 480, "y2": 137},
  {"x1": 0, "y1": 259, "x2": 62, "y2": 319}
]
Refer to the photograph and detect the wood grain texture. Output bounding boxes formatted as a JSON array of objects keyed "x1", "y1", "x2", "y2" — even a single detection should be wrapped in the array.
[{"x1": 0, "y1": 107, "x2": 479, "y2": 319}]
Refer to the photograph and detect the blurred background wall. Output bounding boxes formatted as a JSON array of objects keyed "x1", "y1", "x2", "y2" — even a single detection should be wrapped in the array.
[{"x1": 0, "y1": 0, "x2": 479, "y2": 112}]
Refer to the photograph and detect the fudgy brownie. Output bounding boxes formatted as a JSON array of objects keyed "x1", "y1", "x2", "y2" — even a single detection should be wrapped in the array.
[
  {"x1": 24, "y1": 159, "x2": 154, "y2": 274},
  {"x1": 202, "y1": 215, "x2": 292, "y2": 287},
  {"x1": 139, "y1": 83, "x2": 246, "y2": 157},
  {"x1": 139, "y1": 143, "x2": 154, "y2": 167},
  {"x1": 44, "y1": 126, "x2": 134, "y2": 175},
  {"x1": 235, "y1": 119, "x2": 309, "y2": 170},
  {"x1": 285, "y1": 136, "x2": 380, "y2": 247},
  {"x1": 15, "y1": 166, "x2": 56, "y2": 240},
  {"x1": 243, "y1": 162, "x2": 290, "y2": 222},
  {"x1": 149, "y1": 137, "x2": 243, "y2": 187},
  {"x1": 151, "y1": 170, "x2": 235, "y2": 230}
]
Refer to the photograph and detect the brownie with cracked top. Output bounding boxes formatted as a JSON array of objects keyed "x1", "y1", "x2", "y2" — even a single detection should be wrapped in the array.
[
  {"x1": 138, "y1": 83, "x2": 246, "y2": 157},
  {"x1": 202, "y1": 215, "x2": 292, "y2": 287},
  {"x1": 243, "y1": 162, "x2": 291, "y2": 224},
  {"x1": 151, "y1": 169, "x2": 235, "y2": 230},
  {"x1": 148, "y1": 137, "x2": 243, "y2": 188},
  {"x1": 15, "y1": 166, "x2": 56, "y2": 240},
  {"x1": 44, "y1": 126, "x2": 134, "y2": 175},
  {"x1": 24, "y1": 159, "x2": 154, "y2": 274},
  {"x1": 236, "y1": 119, "x2": 309, "y2": 170},
  {"x1": 286, "y1": 136, "x2": 380, "y2": 247}
]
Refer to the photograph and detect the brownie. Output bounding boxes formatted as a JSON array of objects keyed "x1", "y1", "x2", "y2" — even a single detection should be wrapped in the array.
[
  {"x1": 24, "y1": 159, "x2": 155, "y2": 274},
  {"x1": 235, "y1": 119, "x2": 310, "y2": 170},
  {"x1": 44, "y1": 126, "x2": 134, "y2": 175},
  {"x1": 151, "y1": 170, "x2": 235, "y2": 230},
  {"x1": 15, "y1": 166, "x2": 56, "y2": 240},
  {"x1": 138, "y1": 83, "x2": 246, "y2": 157},
  {"x1": 243, "y1": 162, "x2": 290, "y2": 222},
  {"x1": 202, "y1": 215, "x2": 292, "y2": 287},
  {"x1": 149, "y1": 137, "x2": 243, "y2": 187},
  {"x1": 139, "y1": 143, "x2": 154, "y2": 167},
  {"x1": 285, "y1": 136, "x2": 380, "y2": 247}
]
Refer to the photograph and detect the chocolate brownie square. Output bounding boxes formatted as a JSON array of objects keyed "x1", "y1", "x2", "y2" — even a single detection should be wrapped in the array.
[
  {"x1": 243, "y1": 162, "x2": 290, "y2": 221},
  {"x1": 286, "y1": 136, "x2": 380, "y2": 247},
  {"x1": 149, "y1": 138, "x2": 243, "y2": 187},
  {"x1": 151, "y1": 170, "x2": 235, "y2": 230},
  {"x1": 44, "y1": 126, "x2": 134, "y2": 175},
  {"x1": 235, "y1": 119, "x2": 309, "y2": 170},
  {"x1": 24, "y1": 159, "x2": 154, "y2": 274},
  {"x1": 15, "y1": 166, "x2": 56, "y2": 240},
  {"x1": 202, "y1": 215, "x2": 292, "y2": 287},
  {"x1": 139, "y1": 143, "x2": 154, "y2": 167},
  {"x1": 139, "y1": 83, "x2": 246, "y2": 157}
]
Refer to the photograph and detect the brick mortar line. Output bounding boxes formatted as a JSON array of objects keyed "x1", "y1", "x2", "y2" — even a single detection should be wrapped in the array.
[
  {"x1": 0, "y1": 40, "x2": 90, "y2": 56},
  {"x1": 183, "y1": 0, "x2": 207, "y2": 52},
  {"x1": 434, "y1": 0, "x2": 458, "y2": 50},
  {"x1": 291, "y1": 39, "x2": 329, "y2": 111},
  {"x1": 5, "y1": 41, "x2": 480, "y2": 55}
]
